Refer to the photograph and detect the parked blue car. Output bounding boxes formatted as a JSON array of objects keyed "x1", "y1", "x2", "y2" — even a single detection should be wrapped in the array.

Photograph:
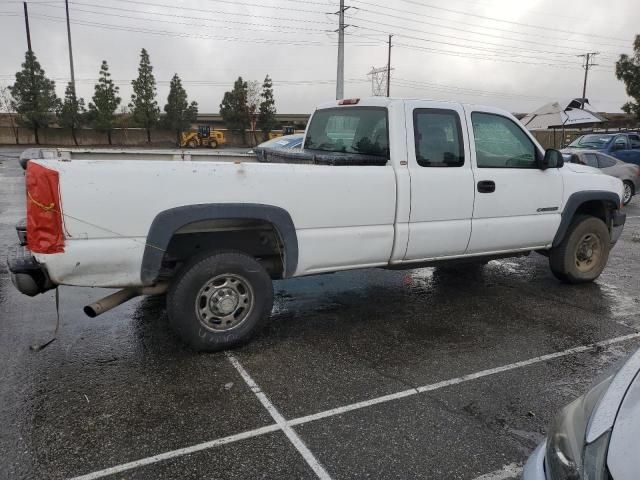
[{"x1": 562, "y1": 132, "x2": 640, "y2": 166}]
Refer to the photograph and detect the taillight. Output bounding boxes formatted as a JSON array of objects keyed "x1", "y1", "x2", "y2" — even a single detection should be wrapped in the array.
[{"x1": 26, "y1": 162, "x2": 65, "y2": 254}]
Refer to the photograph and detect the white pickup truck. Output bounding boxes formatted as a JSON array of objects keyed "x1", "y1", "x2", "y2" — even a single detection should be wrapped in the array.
[{"x1": 8, "y1": 97, "x2": 626, "y2": 351}]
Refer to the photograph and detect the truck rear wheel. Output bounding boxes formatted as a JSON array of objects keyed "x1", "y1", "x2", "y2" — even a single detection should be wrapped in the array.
[
  {"x1": 167, "y1": 251, "x2": 273, "y2": 351},
  {"x1": 549, "y1": 215, "x2": 610, "y2": 284},
  {"x1": 209, "y1": 140, "x2": 218, "y2": 149}
]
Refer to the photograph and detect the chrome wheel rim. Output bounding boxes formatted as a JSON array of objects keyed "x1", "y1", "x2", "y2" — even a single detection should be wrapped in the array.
[
  {"x1": 575, "y1": 233, "x2": 602, "y2": 273},
  {"x1": 195, "y1": 274, "x2": 254, "y2": 332},
  {"x1": 623, "y1": 183, "x2": 632, "y2": 204}
]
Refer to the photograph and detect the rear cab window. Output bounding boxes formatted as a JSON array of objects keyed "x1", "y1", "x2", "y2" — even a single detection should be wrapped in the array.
[{"x1": 304, "y1": 107, "x2": 389, "y2": 160}]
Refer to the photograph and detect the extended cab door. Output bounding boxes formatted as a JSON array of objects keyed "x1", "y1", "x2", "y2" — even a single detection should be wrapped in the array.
[
  {"x1": 465, "y1": 108, "x2": 563, "y2": 253},
  {"x1": 402, "y1": 101, "x2": 475, "y2": 261}
]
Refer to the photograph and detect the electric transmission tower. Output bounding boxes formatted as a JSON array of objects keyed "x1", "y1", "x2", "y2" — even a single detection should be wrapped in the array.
[
  {"x1": 368, "y1": 65, "x2": 394, "y2": 96},
  {"x1": 367, "y1": 66, "x2": 388, "y2": 96}
]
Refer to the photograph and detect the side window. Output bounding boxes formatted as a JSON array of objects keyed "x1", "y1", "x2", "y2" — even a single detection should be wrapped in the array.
[
  {"x1": 613, "y1": 136, "x2": 628, "y2": 151},
  {"x1": 597, "y1": 154, "x2": 617, "y2": 168},
  {"x1": 413, "y1": 109, "x2": 464, "y2": 167},
  {"x1": 471, "y1": 112, "x2": 537, "y2": 168},
  {"x1": 582, "y1": 153, "x2": 599, "y2": 168},
  {"x1": 629, "y1": 135, "x2": 640, "y2": 149}
]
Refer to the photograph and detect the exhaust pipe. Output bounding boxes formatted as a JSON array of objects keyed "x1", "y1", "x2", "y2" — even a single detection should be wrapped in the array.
[{"x1": 83, "y1": 283, "x2": 168, "y2": 318}]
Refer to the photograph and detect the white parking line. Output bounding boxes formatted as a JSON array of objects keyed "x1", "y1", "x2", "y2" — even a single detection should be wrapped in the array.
[
  {"x1": 227, "y1": 353, "x2": 333, "y2": 480},
  {"x1": 68, "y1": 424, "x2": 281, "y2": 480},
  {"x1": 471, "y1": 462, "x2": 523, "y2": 480},
  {"x1": 68, "y1": 332, "x2": 640, "y2": 480}
]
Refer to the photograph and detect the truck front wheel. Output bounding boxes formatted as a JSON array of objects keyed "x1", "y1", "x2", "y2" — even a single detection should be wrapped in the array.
[
  {"x1": 167, "y1": 251, "x2": 273, "y2": 351},
  {"x1": 549, "y1": 215, "x2": 610, "y2": 284}
]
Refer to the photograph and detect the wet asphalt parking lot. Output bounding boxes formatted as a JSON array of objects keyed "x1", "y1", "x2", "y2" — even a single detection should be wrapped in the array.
[{"x1": 1, "y1": 147, "x2": 639, "y2": 480}]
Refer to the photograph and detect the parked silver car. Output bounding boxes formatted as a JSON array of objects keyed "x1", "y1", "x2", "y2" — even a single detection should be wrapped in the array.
[
  {"x1": 566, "y1": 150, "x2": 640, "y2": 205},
  {"x1": 523, "y1": 348, "x2": 640, "y2": 480}
]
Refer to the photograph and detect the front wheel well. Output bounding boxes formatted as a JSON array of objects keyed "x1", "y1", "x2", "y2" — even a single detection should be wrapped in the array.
[{"x1": 574, "y1": 199, "x2": 611, "y2": 225}]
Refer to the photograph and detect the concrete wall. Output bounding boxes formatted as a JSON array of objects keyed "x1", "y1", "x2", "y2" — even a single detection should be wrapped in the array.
[{"x1": 0, "y1": 127, "x2": 275, "y2": 147}]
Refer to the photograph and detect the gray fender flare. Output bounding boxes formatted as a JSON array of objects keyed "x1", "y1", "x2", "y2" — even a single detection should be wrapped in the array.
[
  {"x1": 141, "y1": 203, "x2": 298, "y2": 284},
  {"x1": 552, "y1": 191, "x2": 621, "y2": 247}
]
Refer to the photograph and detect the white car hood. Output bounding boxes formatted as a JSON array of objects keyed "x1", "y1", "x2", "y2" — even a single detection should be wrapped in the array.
[
  {"x1": 563, "y1": 163, "x2": 604, "y2": 175},
  {"x1": 607, "y1": 371, "x2": 640, "y2": 480}
]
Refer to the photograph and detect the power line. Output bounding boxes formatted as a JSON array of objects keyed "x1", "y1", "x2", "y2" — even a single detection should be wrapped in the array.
[
  {"x1": 69, "y1": 0, "x2": 335, "y2": 26},
  {"x1": 383, "y1": 0, "x2": 633, "y2": 43},
  {"x1": 37, "y1": 2, "x2": 333, "y2": 35},
  {"x1": 26, "y1": 12, "x2": 373, "y2": 46},
  {"x1": 351, "y1": 21, "x2": 616, "y2": 65},
  {"x1": 349, "y1": 0, "x2": 631, "y2": 51},
  {"x1": 351, "y1": 8, "x2": 623, "y2": 60}
]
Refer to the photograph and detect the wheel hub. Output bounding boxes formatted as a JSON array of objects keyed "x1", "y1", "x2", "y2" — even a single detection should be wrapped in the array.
[
  {"x1": 195, "y1": 274, "x2": 254, "y2": 332},
  {"x1": 211, "y1": 288, "x2": 239, "y2": 315},
  {"x1": 575, "y1": 233, "x2": 601, "y2": 272}
]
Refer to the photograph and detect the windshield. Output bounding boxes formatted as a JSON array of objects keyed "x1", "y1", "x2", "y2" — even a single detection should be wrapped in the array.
[
  {"x1": 568, "y1": 134, "x2": 613, "y2": 149},
  {"x1": 304, "y1": 107, "x2": 389, "y2": 158}
]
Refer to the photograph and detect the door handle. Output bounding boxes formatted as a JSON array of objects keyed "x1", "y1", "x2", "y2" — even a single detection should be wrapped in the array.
[{"x1": 477, "y1": 180, "x2": 496, "y2": 193}]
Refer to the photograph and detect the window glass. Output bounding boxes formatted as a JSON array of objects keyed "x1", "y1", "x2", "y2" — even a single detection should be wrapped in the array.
[
  {"x1": 568, "y1": 134, "x2": 612, "y2": 149},
  {"x1": 629, "y1": 135, "x2": 640, "y2": 148},
  {"x1": 413, "y1": 109, "x2": 464, "y2": 167},
  {"x1": 582, "y1": 153, "x2": 599, "y2": 168},
  {"x1": 613, "y1": 136, "x2": 628, "y2": 151},
  {"x1": 305, "y1": 107, "x2": 389, "y2": 158},
  {"x1": 471, "y1": 112, "x2": 537, "y2": 168},
  {"x1": 597, "y1": 154, "x2": 617, "y2": 168}
]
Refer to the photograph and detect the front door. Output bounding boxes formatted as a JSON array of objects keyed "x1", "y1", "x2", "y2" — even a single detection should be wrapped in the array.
[
  {"x1": 403, "y1": 101, "x2": 475, "y2": 261},
  {"x1": 465, "y1": 108, "x2": 563, "y2": 254}
]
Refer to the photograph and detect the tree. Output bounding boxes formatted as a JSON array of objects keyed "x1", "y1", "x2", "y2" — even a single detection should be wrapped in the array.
[
  {"x1": 0, "y1": 86, "x2": 19, "y2": 144},
  {"x1": 220, "y1": 76, "x2": 249, "y2": 141},
  {"x1": 8, "y1": 51, "x2": 59, "y2": 144},
  {"x1": 163, "y1": 74, "x2": 198, "y2": 145},
  {"x1": 57, "y1": 82, "x2": 85, "y2": 146},
  {"x1": 257, "y1": 75, "x2": 277, "y2": 138},
  {"x1": 129, "y1": 48, "x2": 160, "y2": 143},
  {"x1": 246, "y1": 80, "x2": 260, "y2": 145},
  {"x1": 88, "y1": 60, "x2": 121, "y2": 145},
  {"x1": 616, "y1": 35, "x2": 640, "y2": 122}
]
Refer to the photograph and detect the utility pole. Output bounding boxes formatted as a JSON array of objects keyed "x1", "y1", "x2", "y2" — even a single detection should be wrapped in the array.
[
  {"x1": 65, "y1": 0, "x2": 77, "y2": 99},
  {"x1": 335, "y1": 0, "x2": 350, "y2": 100},
  {"x1": 386, "y1": 34, "x2": 393, "y2": 97},
  {"x1": 23, "y1": 1, "x2": 32, "y2": 52},
  {"x1": 578, "y1": 52, "x2": 598, "y2": 109}
]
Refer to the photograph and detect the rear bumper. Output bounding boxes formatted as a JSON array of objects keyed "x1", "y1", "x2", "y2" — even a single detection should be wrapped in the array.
[
  {"x1": 6, "y1": 245, "x2": 53, "y2": 296},
  {"x1": 611, "y1": 210, "x2": 626, "y2": 245}
]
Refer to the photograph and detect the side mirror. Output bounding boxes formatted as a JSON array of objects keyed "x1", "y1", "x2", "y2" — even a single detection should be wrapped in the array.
[{"x1": 540, "y1": 149, "x2": 564, "y2": 170}]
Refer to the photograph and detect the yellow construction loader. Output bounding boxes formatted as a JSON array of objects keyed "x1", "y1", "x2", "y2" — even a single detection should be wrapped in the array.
[{"x1": 180, "y1": 126, "x2": 226, "y2": 149}]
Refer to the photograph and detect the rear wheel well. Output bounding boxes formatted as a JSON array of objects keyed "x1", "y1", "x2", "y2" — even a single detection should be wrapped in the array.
[{"x1": 160, "y1": 219, "x2": 285, "y2": 280}]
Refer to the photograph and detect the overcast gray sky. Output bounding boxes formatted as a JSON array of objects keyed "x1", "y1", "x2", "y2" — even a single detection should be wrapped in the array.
[{"x1": 0, "y1": 0, "x2": 637, "y2": 114}]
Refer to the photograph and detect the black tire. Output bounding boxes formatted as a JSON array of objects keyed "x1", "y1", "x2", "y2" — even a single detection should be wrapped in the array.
[
  {"x1": 549, "y1": 215, "x2": 610, "y2": 284},
  {"x1": 209, "y1": 140, "x2": 218, "y2": 149},
  {"x1": 167, "y1": 251, "x2": 273, "y2": 351},
  {"x1": 623, "y1": 181, "x2": 634, "y2": 206}
]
